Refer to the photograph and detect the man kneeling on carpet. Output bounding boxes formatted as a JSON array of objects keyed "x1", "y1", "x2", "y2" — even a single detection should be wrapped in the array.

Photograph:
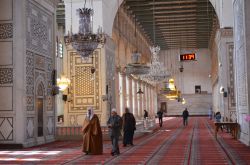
[{"x1": 82, "y1": 107, "x2": 103, "y2": 155}]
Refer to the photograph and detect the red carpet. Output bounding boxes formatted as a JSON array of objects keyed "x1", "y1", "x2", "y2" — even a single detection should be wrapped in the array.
[{"x1": 1, "y1": 117, "x2": 250, "y2": 164}]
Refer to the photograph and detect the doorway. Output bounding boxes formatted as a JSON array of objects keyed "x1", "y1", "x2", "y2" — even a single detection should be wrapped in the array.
[
  {"x1": 36, "y1": 83, "x2": 44, "y2": 138},
  {"x1": 161, "y1": 102, "x2": 167, "y2": 113},
  {"x1": 37, "y1": 98, "x2": 43, "y2": 137}
]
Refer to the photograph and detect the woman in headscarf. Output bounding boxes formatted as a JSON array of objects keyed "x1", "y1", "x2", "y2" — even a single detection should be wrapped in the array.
[
  {"x1": 122, "y1": 107, "x2": 136, "y2": 147},
  {"x1": 82, "y1": 107, "x2": 103, "y2": 155}
]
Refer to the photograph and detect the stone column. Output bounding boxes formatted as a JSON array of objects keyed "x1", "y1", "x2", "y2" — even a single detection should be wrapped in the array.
[
  {"x1": 134, "y1": 80, "x2": 138, "y2": 119},
  {"x1": 233, "y1": 0, "x2": 250, "y2": 146},
  {"x1": 153, "y1": 88, "x2": 158, "y2": 115},
  {"x1": 128, "y1": 77, "x2": 133, "y2": 111},
  {"x1": 103, "y1": 37, "x2": 116, "y2": 125},
  {"x1": 115, "y1": 71, "x2": 120, "y2": 115},
  {"x1": 138, "y1": 81, "x2": 142, "y2": 118},
  {"x1": 146, "y1": 85, "x2": 149, "y2": 113},
  {"x1": 216, "y1": 28, "x2": 234, "y2": 122},
  {"x1": 148, "y1": 87, "x2": 151, "y2": 117},
  {"x1": 144, "y1": 84, "x2": 147, "y2": 112},
  {"x1": 121, "y1": 73, "x2": 126, "y2": 115},
  {"x1": 141, "y1": 83, "x2": 145, "y2": 116},
  {"x1": 150, "y1": 87, "x2": 155, "y2": 117}
]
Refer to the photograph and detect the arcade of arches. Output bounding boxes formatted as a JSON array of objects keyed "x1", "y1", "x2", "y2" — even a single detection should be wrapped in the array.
[{"x1": 0, "y1": 0, "x2": 250, "y2": 151}]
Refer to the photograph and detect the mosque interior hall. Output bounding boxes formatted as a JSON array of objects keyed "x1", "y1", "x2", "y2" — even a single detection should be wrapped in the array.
[{"x1": 1, "y1": 0, "x2": 250, "y2": 164}]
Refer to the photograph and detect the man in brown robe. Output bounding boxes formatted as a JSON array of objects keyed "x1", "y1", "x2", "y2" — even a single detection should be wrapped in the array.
[{"x1": 82, "y1": 107, "x2": 103, "y2": 155}]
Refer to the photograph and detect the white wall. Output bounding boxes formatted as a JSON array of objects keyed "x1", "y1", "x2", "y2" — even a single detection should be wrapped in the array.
[
  {"x1": 210, "y1": 0, "x2": 234, "y2": 28},
  {"x1": 167, "y1": 94, "x2": 212, "y2": 116},
  {"x1": 159, "y1": 48, "x2": 212, "y2": 94}
]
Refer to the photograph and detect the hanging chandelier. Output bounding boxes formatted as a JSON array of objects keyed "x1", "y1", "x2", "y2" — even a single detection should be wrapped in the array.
[
  {"x1": 141, "y1": 46, "x2": 170, "y2": 83},
  {"x1": 125, "y1": 52, "x2": 150, "y2": 75},
  {"x1": 64, "y1": 2, "x2": 105, "y2": 59}
]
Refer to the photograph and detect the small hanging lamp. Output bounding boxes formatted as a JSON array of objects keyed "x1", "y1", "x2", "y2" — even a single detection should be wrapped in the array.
[{"x1": 137, "y1": 88, "x2": 144, "y2": 94}]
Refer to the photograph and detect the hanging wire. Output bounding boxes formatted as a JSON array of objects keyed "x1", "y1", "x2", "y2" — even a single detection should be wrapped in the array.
[
  {"x1": 70, "y1": 0, "x2": 73, "y2": 33},
  {"x1": 179, "y1": 0, "x2": 182, "y2": 53},
  {"x1": 152, "y1": 0, "x2": 156, "y2": 46},
  {"x1": 134, "y1": 9, "x2": 137, "y2": 52},
  {"x1": 91, "y1": 0, "x2": 94, "y2": 34},
  {"x1": 84, "y1": 0, "x2": 86, "y2": 8},
  {"x1": 117, "y1": 0, "x2": 120, "y2": 37},
  {"x1": 117, "y1": 0, "x2": 120, "y2": 66},
  {"x1": 207, "y1": 0, "x2": 209, "y2": 47}
]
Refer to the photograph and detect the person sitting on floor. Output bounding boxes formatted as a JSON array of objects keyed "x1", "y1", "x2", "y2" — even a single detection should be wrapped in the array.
[{"x1": 215, "y1": 111, "x2": 223, "y2": 131}]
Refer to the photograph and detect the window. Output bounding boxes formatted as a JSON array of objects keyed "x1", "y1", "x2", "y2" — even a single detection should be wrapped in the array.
[{"x1": 56, "y1": 37, "x2": 63, "y2": 58}]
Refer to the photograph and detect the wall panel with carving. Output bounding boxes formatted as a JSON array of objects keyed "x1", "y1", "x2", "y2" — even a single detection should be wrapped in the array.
[
  {"x1": 0, "y1": 0, "x2": 14, "y2": 142},
  {"x1": 233, "y1": 0, "x2": 250, "y2": 144},
  {"x1": 67, "y1": 49, "x2": 101, "y2": 125},
  {"x1": 0, "y1": 117, "x2": 13, "y2": 141},
  {"x1": 25, "y1": 0, "x2": 55, "y2": 141},
  {"x1": 227, "y1": 44, "x2": 236, "y2": 109},
  {"x1": 26, "y1": 0, "x2": 53, "y2": 56}
]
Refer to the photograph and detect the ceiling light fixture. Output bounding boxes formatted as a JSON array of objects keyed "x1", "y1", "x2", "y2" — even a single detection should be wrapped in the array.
[
  {"x1": 140, "y1": 0, "x2": 170, "y2": 83},
  {"x1": 64, "y1": 0, "x2": 105, "y2": 60},
  {"x1": 125, "y1": 12, "x2": 150, "y2": 75}
]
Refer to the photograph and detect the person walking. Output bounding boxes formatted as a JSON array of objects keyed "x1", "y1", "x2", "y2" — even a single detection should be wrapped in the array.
[
  {"x1": 82, "y1": 107, "x2": 103, "y2": 155},
  {"x1": 157, "y1": 110, "x2": 163, "y2": 127},
  {"x1": 122, "y1": 107, "x2": 136, "y2": 147},
  {"x1": 144, "y1": 110, "x2": 148, "y2": 119},
  {"x1": 107, "y1": 108, "x2": 122, "y2": 156},
  {"x1": 182, "y1": 108, "x2": 189, "y2": 126}
]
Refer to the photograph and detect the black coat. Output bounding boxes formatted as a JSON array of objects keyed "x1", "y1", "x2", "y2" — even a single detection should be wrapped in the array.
[
  {"x1": 182, "y1": 110, "x2": 189, "y2": 119},
  {"x1": 122, "y1": 113, "x2": 136, "y2": 131},
  {"x1": 157, "y1": 111, "x2": 163, "y2": 118}
]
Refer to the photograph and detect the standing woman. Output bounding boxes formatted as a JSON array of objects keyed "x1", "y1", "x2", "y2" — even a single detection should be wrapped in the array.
[
  {"x1": 122, "y1": 107, "x2": 136, "y2": 147},
  {"x1": 82, "y1": 107, "x2": 103, "y2": 155},
  {"x1": 144, "y1": 110, "x2": 148, "y2": 119}
]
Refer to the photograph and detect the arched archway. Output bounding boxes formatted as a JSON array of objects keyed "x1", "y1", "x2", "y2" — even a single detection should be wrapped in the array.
[{"x1": 103, "y1": 0, "x2": 228, "y2": 37}]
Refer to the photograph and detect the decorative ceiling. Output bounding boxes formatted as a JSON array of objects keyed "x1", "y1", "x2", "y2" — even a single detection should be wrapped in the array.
[{"x1": 123, "y1": 0, "x2": 218, "y2": 49}]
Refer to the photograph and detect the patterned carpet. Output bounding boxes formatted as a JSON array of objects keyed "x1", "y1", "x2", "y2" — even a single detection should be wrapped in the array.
[{"x1": 1, "y1": 117, "x2": 250, "y2": 165}]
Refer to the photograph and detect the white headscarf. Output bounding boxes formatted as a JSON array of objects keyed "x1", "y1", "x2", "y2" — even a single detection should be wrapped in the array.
[
  {"x1": 86, "y1": 107, "x2": 94, "y2": 120},
  {"x1": 111, "y1": 108, "x2": 117, "y2": 113}
]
